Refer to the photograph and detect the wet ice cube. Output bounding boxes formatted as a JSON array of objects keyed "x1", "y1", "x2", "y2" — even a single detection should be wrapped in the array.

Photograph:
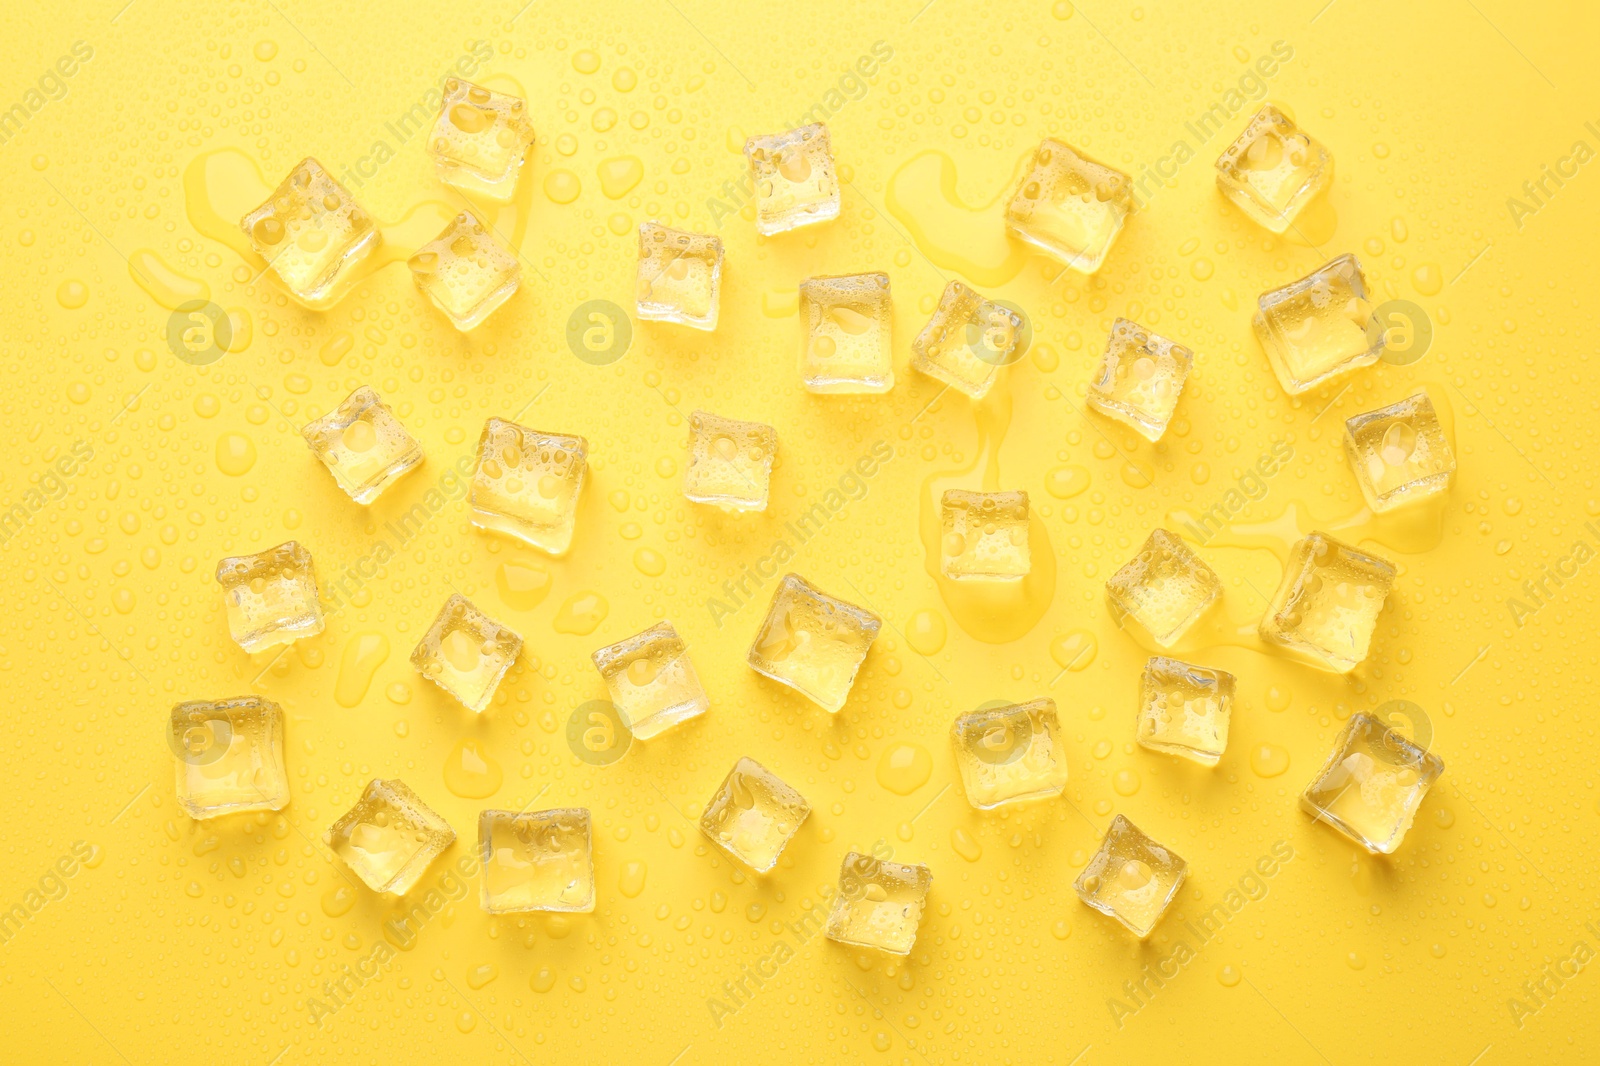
[
  {"x1": 747, "y1": 574, "x2": 881, "y2": 713},
  {"x1": 326, "y1": 778, "x2": 455, "y2": 895},
  {"x1": 1253, "y1": 253, "x2": 1381, "y2": 395},
  {"x1": 1215, "y1": 104, "x2": 1332, "y2": 233},
  {"x1": 410, "y1": 593, "x2": 523, "y2": 713},
  {"x1": 428, "y1": 78, "x2": 537, "y2": 202},
  {"x1": 698, "y1": 756, "x2": 810, "y2": 873},
  {"x1": 469, "y1": 418, "x2": 588, "y2": 555},
  {"x1": 1343, "y1": 390, "x2": 1456, "y2": 513},
  {"x1": 300, "y1": 386, "x2": 423, "y2": 504},
  {"x1": 241, "y1": 157, "x2": 379, "y2": 311},
  {"x1": 940, "y1": 489, "x2": 1030, "y2": 580},
  {"x1": 798, "y1": 272, "x2": 894, "y2": 393},
  {"x1": 170, "y1": 696, "x2": 290, "y2": 819},
  {"x1": 1074, "y1": 814, "x2": 1187, "y2": 938},
  {"x1": 1136, "y1": 657, "x2": 1233, "y2": 767},
  {"x1": 910, "y1": 280, "x2": 1023, "y2": 399},
  {"x1": 408, "y1": 211, "x2": 520, "y2": 331},
  {"x1": 1005, "y1": 138, "x2": 1133, "y2": 274},
  {"x1": 950, "y1": 697, "x2": 1068, "y2": 809},
  {"x1": 215, "y1": 540, "x2": 325, "y2": 653},
  {"x1": 1105, "y1": 528, "x2": 1222, "y2": 648},
  {"x1": 744, "y1": 123, "x2": 840, "y2": 235},
  {"x1": 479, "y1": 808, "x2": 594, "y2": 913},
  {"x1": 590, "y1": 621, "x2": 709, "y2": 740},
  {"x1": 824, "y1": 851, "x2": 933, "y2": 956},
  {"x1": 636, "y1": 222, "x2": 723, "y2": 330},
  {"x1": 1300, "y1": 712, "x2": 1443, "y2": 854},
  {"x1": 1087, "y1": 319, "x2": 1193, "y2": 442},
  {"x1": 684, "y1": 410, "x2": 776, "y2": 512},
  {"x1": 1260, "y1": 532, "x2": 1394, "y2": 673}
]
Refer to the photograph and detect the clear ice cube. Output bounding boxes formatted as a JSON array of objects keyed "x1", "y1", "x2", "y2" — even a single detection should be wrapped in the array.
[
  {"x1": 940, "y1": 489, "x2": 1030, "y2": 580},
  {"x1": 744, "y1": 123, "x2": 840, "y2": 235},
  {"x1": 910, "y1": 280, "x2": 1023, "y2": 399},
  {"x1": 1215, "y1": 104, "x2": 1332, "y2": 234},
  {"x1": 1087, "y1": 318, "x2": 1193, "y2": 442},
  {"x1": 215, "y1": 540, "x2": 325, "y2": 653},
  {"x1": 636, "y1": 222, "x2": 724, "y2": 330},
  {"x1": 590, "y1": 621, "x2": 709, "y2": 740},
  {"x1": 747, "y1": 574, "x2": 881, "y2": 713},
  {"x1": 410, "y1": 593, "x2": 523, "y2": 712},
  {"x1": 1300, "y1": 712, "x2": 1443, "y2": 854},
  {"x1": 1005, "y1": 138, "x2": 1133, "y2": 274},
  {"x1": 1136, "y1": 657, "x2": 1233, "y2": 767},
  {"x1": 408, "y1": 211, "x2": 520, "y2": 331},
  {"x1": 241, "y1": 157, "x2": 379, "y2": 310},
  {"x1": 300, "y1": 385, "x2": 424, "y2": 504},
  {"x1": 1105, "y1": 528, "x2": 1222, "y2": 648},
  {"x1": 469, "y1": 418, "x2": 588, "y2": 556},
  {"x1": 684, "y1": 410, "x2": 776, "y2": 513},
  {"x1": 1074, "y1": 814, "x2": 1187, "y2": 938},
  {"x1": 1253, "y1": 253, "x2": 1381, "y2": 395},
  {"x1": 824, "y1": 851, "x2": 933, "y2": 956},
  {"x1": 170, "y1": 696, "x2": 290, "y2": 819},
  {"x1": 798, "y1": 272, "x2": 894, "y2": 393},
  {"x1": 427, "y1": 78, "x2": 537, "y2": 202},
  {"x1": 1260, "y1": 532, "x2": 1394, "y2": 673},
  {"x1": 1343, "y1": 390, "x2": 1456, "y2": 513},
  {"x1": 478, "y1": 807, "x2": 594, "y2": 913},
  {"x1": 326, "y1": 778, "x2": 456, "y2": 895},
  {"x1": 698, "y1": 756, "x2": 810, "y2": 873},
  {"x1": 950, "y1": 697, "x2": 1068, "y2": 809}
]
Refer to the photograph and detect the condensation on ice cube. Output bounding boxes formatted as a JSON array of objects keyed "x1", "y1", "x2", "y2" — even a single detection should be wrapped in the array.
[
  {"x1": 1136, "y1": 657, "x2": 1234, "y2": 767},
  {"x1": 410, "y1": 593, "x2": 523, "y2": 713},
  {"x1": 950, "y1": 696, "x2": 1068, "y2": 809},
  {"x1": 636, "y1": 222, "x2": 724, "y2": 330},
  {"x1": 910, "y1": 280, "x2": 1023, "y2": 399},
  {"x1": 684, "y1": 410, "x2": 776, "y2": 512},
  {"x1": 215, "y1": 540, "x2": 325, "y2": 653},
  {"x1": 1087, "y1": 318, "x2": 1194, "y2": 443},
  {"x1": 1343, "y1": 389, "x2": 1456, "y2": 513},
  {"x1": 1105, "y1": 528, "x2": 1222, "y2": 648},
  {"x1": 591, "y1": 621, "x2": 709, "y2": 740},
  {"x1": 698, "y1": 756, "x2": 810, "y2": 873},
  {"x1": 170, "y1": 695, "x2": 290, "y2": 819},
  {"x1": 1300, "y1": 712, "x2": 1443, "y2": 854},
  {"x1": 1215, "y1": 104, "x2": 1332, "y2": 233},
  {"x1": 1260, "y1": 532, "x2": 1394, "y2": 673},
  {"x1": 469, "y1": 418, "x2": 588, "y2": 556},
  {"x1": 940, "y1": 489, "x2": 1030, "y2": 580},
  {"x1": 241, "y1": 157, "x2": 379, "y2": 310},
  {"x1": 1074, "y1": 814, "x2": 1187, "y2": 939},
  {"x1": 744, "y1": 124, "x2": 840, "y2": 236},
  {"x1": 428, "y1": 78, "x2": 536, "y2": 202},
  {"x1": 1253, "y1": 253, "x2": 1381, "y2": 395},
  {"x1": 408, "y1": 211, "x2": 520, "y2": 331},
  {"x1": 747, "y1": 574, "x2": 881, "y2": 713},
  {"x1": 798, "y1": 272, "x2": 894, "y2": 393},
  {"x1": 326, "y1": 778, "x2": 456, "y2": 895},
  {"x1": 300, "y1": 386, "x2": 423, "y2": 504},
  {"x1": 479, "y1": 807, "x2": 594, "y2": 913},
  {"x1": 824, "y1": 851, "x2": 933, "y2": 956},
  {"x1": 1005, "y1": 137, "x2": 1133, "y2": 274}
]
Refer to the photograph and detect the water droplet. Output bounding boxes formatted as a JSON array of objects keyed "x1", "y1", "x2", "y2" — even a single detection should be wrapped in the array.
[
  {"x1": 334, "y1": 632, "x2": 389, "y2": 708},
  {"x1": 876, "y1": 743, "x2": 932, "y2": 795},
  {"x1": 619, "y1": 860, "x2": 647, "y2": 898},
  {"x1": 1217, "y1": 964, "x2": 1241, "y2": 987},
  {"x1": 951, "y1": 827, "x2": 982, "y2": 862},
  {"x1": 443, "y1": 738, "x2": 503, "y2": 799},
  {"x1": 1250, "y1": 743, "x2": 1290, "y2": 778},
  {"x1": 321, "y1": 883, "x2": 356, "y2": 917},
  {"x1": 216, "y1": 433, "x2": 256, "y2": 476},
  {"x1": 56, "y1": 280, "x2": 89, "y2": 309},
  {"x1": 905, "y1": 609, "x2": 946, "y2": 655},
  {"x1": 1050, "y1": 630, "x2": 1097, "y2": 672},
  {"x1": 553, "y1": 591, "x2": 608, "y2": 635},
  {"x1": 496, "y1": 557, "x2": 552, "y2": 610},
  {"x1": 466, "y1": 964, "x2": 498, "y2": 990}
]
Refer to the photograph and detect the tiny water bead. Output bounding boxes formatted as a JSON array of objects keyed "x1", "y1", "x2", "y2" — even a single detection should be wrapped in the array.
[{"x1": 1249, "y1": 743, "x2": 1290, "y2": 778}]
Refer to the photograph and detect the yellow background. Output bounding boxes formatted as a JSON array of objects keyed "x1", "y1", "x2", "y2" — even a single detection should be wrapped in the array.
[{"x1": 2, "y1": 0, "x2": 1597, "y2": 1062}]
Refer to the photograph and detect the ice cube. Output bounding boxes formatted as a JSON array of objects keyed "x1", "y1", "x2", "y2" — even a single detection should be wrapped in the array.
[
  {"x1": 1136, "y1": 657, "x2": 1233, "y2": 767},
  {"x1": 326, "y1": 778, "x2": 456, "y2": 895},
  {"x1": 1260, "y1": 532, "x2": 1394, "y2": 673},
  {"x1": 1074, "y1": 814, "x2": 1187, "y2": 938},
  {"x1": 1215, "y1": 104, "x2": 1332, "y2": 234},
  {"x1": 410, "y1": 593, "x2": 523, "y2": 712},
  {"x1": 1300, "y1": 712, "x2": 1443, "y2": 854},
  {"x1": 824, "y1": 851, "x2": 933, "y2": 956},
  {"x1": 1253, "y1": 253, "x2": 1381, "y2": 395},
  {"x1": 1105, "y1": 529, "x2": 1222, "y2": 648},
  {"x1": 1005, "y1": 138, "x2": 1133, "y2": 274},
  {"x1": 684, "y1": 410, "x2": 776, "y2": 513},
  {"x1": 1343, "y1": 390, "x2": 1456, "y2": 513},
  {"x1": 241, "y1": 157, "x2": 380, "y2": 310},
  {"x1": 427, "y1": 78, "x2": 537, "y2": 202},
  {"x1": 170, "y1": 696, "x2": 290, "y2": 819},
  {"x1": 950, "y1": 697, "x2": 1068, "y2": 809},
  {"x1": 940, "y1": 489, "x2": 1030, "y2": 581},
  {"x1": 910, "y1": 280, "x2": 1024, "y2": 399},
  {"x1": 798, "y1": 272, "x2": 894, "y2": 393},
  {"x1": 1087, "y1": 319, "x2": 1193, "y2": 442},
  {"x1": 747, "y1": 574, "x2": 881, "y2": 713},
  {"x1": 300, "y1": 386, "x2": 424, "y2": 504},
  {"x1": 469, "y1": 418, "x2": 588, "y2": 555},
  {"x1": 478, "y1": 808, "x2": 594, "y2": 913},
  {"x1": 698, "y1": 756, "x2": 810, "y2": 873},
  {"x1": 408, "y1": 211, "x2": 520, "y2": 331},
  {"x1": 636, "y1": 222, "x2": 723, "y2": 330},
  {"x1": 590, "y1": 621, "x2": 709, "y2": 740},
  {"x1": 215, "y1": 540, "x2": 325, "y2": 653},
  {"x1": 744, "y1": 123, "x2": 840, "y2": 235}
]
